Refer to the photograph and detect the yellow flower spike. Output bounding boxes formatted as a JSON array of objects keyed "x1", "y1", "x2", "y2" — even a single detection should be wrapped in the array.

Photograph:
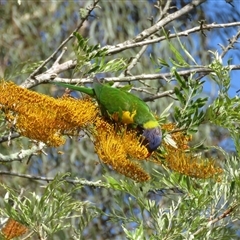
[
  {"x1": 0, "y1": 81, "x2": 98, "y2": 146},
  {"x1": 160, "y1": 123, "x2": 223, "y2": 179},
  {"x1": 123, "y1": 129, "x2": 149, "y2": 160},
  {"x1": 93, "y1": 118, "x2": 150, "y2": 182}
]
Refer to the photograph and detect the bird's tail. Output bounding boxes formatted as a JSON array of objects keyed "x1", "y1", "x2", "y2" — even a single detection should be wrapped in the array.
[{"x1": 53, "y1": 82, "x2": 95, "y2": 97}]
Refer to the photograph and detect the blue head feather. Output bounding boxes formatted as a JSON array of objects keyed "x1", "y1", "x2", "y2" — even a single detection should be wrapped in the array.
[{"x1": 142, "y1": 127, "x2": 162, "y2": 152}]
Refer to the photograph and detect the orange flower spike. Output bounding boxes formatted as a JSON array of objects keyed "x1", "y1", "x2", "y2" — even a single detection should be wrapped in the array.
[{"x1": 2, "y1": 218, "x2": 28, "y2": 240}]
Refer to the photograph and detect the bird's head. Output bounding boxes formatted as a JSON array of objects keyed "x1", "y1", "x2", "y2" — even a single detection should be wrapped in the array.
[{"x1": 142, "y1": 126, "x2": 162, "y2": 153}]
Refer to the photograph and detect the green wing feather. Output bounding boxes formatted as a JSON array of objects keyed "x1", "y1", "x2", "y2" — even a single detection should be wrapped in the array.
[{"x1": 93, "y1": 81, "x2": 158, "y2": 128}]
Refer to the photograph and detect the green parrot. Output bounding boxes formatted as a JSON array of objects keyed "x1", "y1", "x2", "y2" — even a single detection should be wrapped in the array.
[{"x1": 54, "y1": 78, "x2": 162, "y2": 153}]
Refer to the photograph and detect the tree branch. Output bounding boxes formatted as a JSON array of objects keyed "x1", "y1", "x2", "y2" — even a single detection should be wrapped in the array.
[
  {"x1": 209, "y1": 203, "x2": 238, "y2": 225},
  {"x1": 47, "y1": 64, "x2": 239, "y2": 84},
  {"x1": 0, "y1": 142, "x2": 45, "y2": 162},
  {"x1": 107, "y1": 22, "x2": 240, "y2": 55},
  {"x1": 21, "y1": 60, "x2": 76, "y2": 88},
  {"x1": 23, "y1": 63, "x2": 238, "y2": 92},
  {"x1": 0, "y1": 171, "x2": 108, "y2": 188},
  {"x1": 155, "y1": 0, "x2": 172, "y2": 22},
  {"x1": 121, "y1": 0, "x2": 206, "y2": 43}
]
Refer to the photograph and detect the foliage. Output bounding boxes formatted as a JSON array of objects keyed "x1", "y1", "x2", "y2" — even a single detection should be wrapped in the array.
[
  {"x1": 73, "y1": 32, "x2": 126, "y2": 75},
  {"x1": 0, "y1": 174, "x2": 98, "y2": 239},
  {"x1": 173, "y1": 71, "x2": 207, "y2": 133},
  {"x1": 0, "y1": 1, "x2": 240, "y2": 239}
]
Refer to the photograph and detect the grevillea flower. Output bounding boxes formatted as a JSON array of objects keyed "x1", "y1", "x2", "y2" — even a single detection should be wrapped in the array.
[
  {"x1": 157, "y1": 123, "x2": 223, "y2": 179},
  {"x1": 93, "y1": 118, "x2": 150, "y2": 182},
  {"x1": 0, "y1": 81, "x2": 98, "y2": 146}
]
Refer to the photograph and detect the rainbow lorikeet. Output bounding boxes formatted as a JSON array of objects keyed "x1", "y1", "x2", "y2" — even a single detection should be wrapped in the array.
[{"x1": 55, "y1": 78, "x2": 162, "y2": 153}]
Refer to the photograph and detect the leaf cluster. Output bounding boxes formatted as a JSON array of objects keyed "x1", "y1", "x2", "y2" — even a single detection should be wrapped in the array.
[
  {"x1": 174, "y1": 72, "x2": 207, "y2": 133},
  {"x1": 73, "y1": 32, "x2": 126, "y2": 75}
]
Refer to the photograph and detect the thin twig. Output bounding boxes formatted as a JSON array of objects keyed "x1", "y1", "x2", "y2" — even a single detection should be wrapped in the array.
[
  {"x1": 209, "y1": 204, "x2": 238, "y2": 225},
  {"x1": 132, "y1": 87, "x2": 156, "y2": 95},
  {"x1": 169, "y1": 127, "x2": 188, "y2": 134},
  {"x1": 220, "y1": 29, "x2": 240, "y2": 59},
  {"x1": 156, "y1": 0, "x2": 172, "y2": 22},
  {"x1": 143, "y1": 90, "x2": 175, "y2": 101},
  {"x1": 193, "y1": 203, "x2": 238, "y2": 236},
  {"x1": 113, "y1": 45, "x2": 148, "y2": 88},
  {"x1": 52, "y1": 47, "x2": 68, "y2": 66},
  {"x1": 125, "y1": 45, "x2": 148, "y2": 76}
]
